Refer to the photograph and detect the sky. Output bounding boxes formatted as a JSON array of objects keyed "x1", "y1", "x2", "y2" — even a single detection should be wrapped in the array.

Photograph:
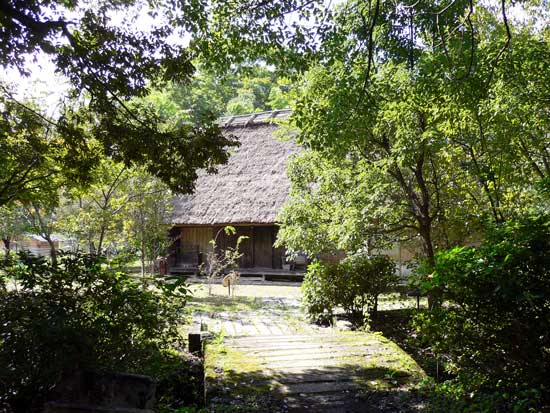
[
  {"x1": 0, "y1": 2, "x2": 190, "y2": 109},
  {"x1": 0, "y1": 0, "x2": 543, "y2": 111}
]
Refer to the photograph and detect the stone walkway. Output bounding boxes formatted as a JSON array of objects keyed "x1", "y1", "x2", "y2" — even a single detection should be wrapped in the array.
[
  {"x1": 192, "y1": 297, "x2": 311, "y2": 337},
  {"x1": 193, "y1": 295, "x2": 426, "y2": 412}
]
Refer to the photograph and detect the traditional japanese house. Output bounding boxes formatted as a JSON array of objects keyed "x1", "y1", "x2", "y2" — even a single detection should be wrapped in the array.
[{"x1": 168, "y1": 110, "x2": 305, "y2": 278}]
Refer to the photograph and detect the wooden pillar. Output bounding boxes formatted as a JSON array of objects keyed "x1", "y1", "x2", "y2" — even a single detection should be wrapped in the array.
[
  {"x1": 271, "y1": 226, "x2": 275, "y2": 269},
  {"x1": 251, "y1": 226, "x2": 255, "y2": 267},
  {"x1": 189, "y1": 332, "x2": 203, "y2": 356}
]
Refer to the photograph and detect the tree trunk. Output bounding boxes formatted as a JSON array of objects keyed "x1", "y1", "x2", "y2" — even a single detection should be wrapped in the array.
[
  {"x1": 46, "y1": 237, "x2": 57, "y2": 266},
  {"x1": 3, "y1": 238, "x2": 10, "y2": 254},
  {"x1": 418, "y1": 221, "x2": 441, "y2": 309},
  {"x1": 97, "y1": 226, "x2": 106, "y2": 256},
  {"x1": 140, "y1": 238, "x2": 146, "y2": 279},
  {"x1": 420, "y1": 224, "x2": 436, "y2": 268}
]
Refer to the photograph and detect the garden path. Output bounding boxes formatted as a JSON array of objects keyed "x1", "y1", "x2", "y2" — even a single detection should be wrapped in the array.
[{"x1": 188, "y1": 284, "x2": 427, "y2": 412}]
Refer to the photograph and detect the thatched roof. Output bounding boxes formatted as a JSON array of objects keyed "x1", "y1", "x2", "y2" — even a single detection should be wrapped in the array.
[{"x1": 171, "y1": 110, "x2": 299, "y2": 225}]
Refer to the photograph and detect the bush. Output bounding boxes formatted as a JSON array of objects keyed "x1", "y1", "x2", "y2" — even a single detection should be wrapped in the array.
[
  {"x1": 0, "y1": 251, "x2": 189, "y2": 412},
  {"x1": 302, "y1": 254, "x2": 397, "y2": 326},
  {"x1": 414, "y1": 216, "x2": 550, "y2": 411},
  {"x1": 301, "y1": 261, "x2": 339, "y2": 325},
  {"x1": 342, "y1": 254, "x2": 398, "y2": 318}
]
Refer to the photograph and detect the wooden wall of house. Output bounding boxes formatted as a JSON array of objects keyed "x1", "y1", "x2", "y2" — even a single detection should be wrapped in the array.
[
  {"x1": 174, "y1": 225, "x2": 286, "y2": 269},
  {"x1": 253, "y1": 226, "x2": 273, "y2": 268},
  {"x1": 271, "y1": 226, "x2": 285, "y2": 269},
  {"x1": 179, "y1": 226, "x2": 213, "y2": 261},
  {"x1": 212, "y1": 225, "x2": 285, "y2": 269},
  {"x1": 214, "y1": 226, "x2": 253, "y2": 268}
]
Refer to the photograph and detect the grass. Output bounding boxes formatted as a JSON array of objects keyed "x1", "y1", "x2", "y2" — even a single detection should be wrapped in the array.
[
  {"x1": 370, "y1": 307, "x2": 443, "y2": 380},
  {"x1": 184, "y1": 282, "x2": 302, "y2": 328},
  {"x1": 188, "y1": 282, "x2": 302, "y2": 299},
  {"x1": 378, "y1": 292, "x2": 430, "y2": 311},
  {"x1": 190, "y1": 295, "x2": 266, "y2": 313},
  {"x1": 322, "y1": 330, "x2": 426, "y2": 389}
]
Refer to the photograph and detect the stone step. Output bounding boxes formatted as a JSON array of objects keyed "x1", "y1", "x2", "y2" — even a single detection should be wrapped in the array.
[
  {"x1": 280, "y1": 380, "x2": 362, "y2": 395},
  {"x1": 231, "y1": 342, "x2": 383, "y2": 354},
  {"x1": 286, "y1": 404, "x2": 343, "y2": 412},
  {"x1": 286, "y1": 395, "x2": 368, "y2": 413},
  {"x1": 263, "y1": 355, "x2": 375, "y2": 369},
  {"x1": 269, "y1": 366, "x2": 411, "y2": 380},
  {"x1": 250, "y1": 319, "x2": 273, "y2": 335},
  {"x1": 284, "y1": 391, "x2": 368, "y2": 413},
  {"x1": 285, "y1": 391, "x2": 362, "y2": 405},
  {"x1": 203, "y1": 297, "x2": 425, "y2": 413},
  {"x1": 275, "y1": 371, "x2": 366, "y2": 384},
  {"x1": 260, "y1": 350, "x2": 374, "y2": 364},
  {"x1": 229, "y1": 334, "x2": 378, "y2": 343},
  {"x1": 230, "y1": 334, "x2": 323, "y2": 342},
  {"x1": 228, "y1": 337, "x2": 375, "y2": 349}
]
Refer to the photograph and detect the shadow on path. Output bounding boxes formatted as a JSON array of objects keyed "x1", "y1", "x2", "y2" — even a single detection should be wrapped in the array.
[
  {"x1": 208, "y1": 363, "x2": 428, "y2": 412},
  {"x1": 206, "y1": 332, "x2": 428, "y2": 412}
]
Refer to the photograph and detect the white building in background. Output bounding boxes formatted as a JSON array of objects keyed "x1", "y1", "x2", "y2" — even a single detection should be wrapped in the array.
[{"x1": 0, "y1": 234, "x2": 72, "y2": 257}]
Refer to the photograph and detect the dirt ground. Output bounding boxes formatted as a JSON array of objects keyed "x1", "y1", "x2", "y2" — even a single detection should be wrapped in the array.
[{"x1": 189, "y1": 280, "x2": 303, "y2": 299}]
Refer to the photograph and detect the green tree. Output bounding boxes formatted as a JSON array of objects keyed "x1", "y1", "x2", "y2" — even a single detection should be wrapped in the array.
[
  {"x1": 267, "y1": 77, "x2": 292, "y2": 110},
  {"x1": 164, "y1": 64, "x2": 290, "y2": 120},
  {"x1": 290, "y1": 63, "x2": 465, "y2": 273},
  {"x1": 274, "y1": 2, "x2": 550, "y2": 311},
  {"x1": 59, "y1": 160, "x2": 174, "y2": 272},
  {"x1": 277, "y1": 151, "x2": 394, "y2": 257},
  {"x1": 60, "y1": 160, "x2": 129, "y2": 255},
  {"x1": 414, "y1": 216, "x2": 550, "y2": 409},
  {"x1": 0, "y1": 203, "x2": 28, "y2": 253},
  {"x1": 164, "y1": 68, "x2": 238, "y2": 122},
  {"x1": 225, "y1": 89, "x2": 257, "y2": 116},
  {"x1": 0, "y1": 0, "x2": 238, "y2": 203},
  {"x1": 0, "y1": 93, "x2": 84, "y2": 206},
  {"x1": 123, "y1": 170, "x2": 172, "y2": 277},
  {"x1": 427, "y1": 32, "x2": 550, "y2": 225},
  {"x1": 22, "y1": 200, "x2": 60, "y2": 265},
  {"x1": 191, "y1": 1, "x2": 525, "y2": 79}
]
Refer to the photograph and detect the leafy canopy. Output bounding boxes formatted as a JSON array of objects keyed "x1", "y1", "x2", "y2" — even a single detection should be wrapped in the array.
[
  {"x1": 278, "y1": 1, "x2": 550, "y2": 265},
  {"x1": 0, "y1": 0, "x2": 240, "y2": 204}
]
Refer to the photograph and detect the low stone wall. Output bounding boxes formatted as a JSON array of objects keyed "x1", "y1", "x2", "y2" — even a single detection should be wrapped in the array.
[
  {"x1": 45, "y1": 370, "x2": 155, "y2": 412},
  {"x1": 45, "y1": 356, "x2": 207, "y2": 412}
]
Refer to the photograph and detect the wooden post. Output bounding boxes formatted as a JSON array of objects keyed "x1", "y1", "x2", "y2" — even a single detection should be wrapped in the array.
[
  {"x1": 189, "y1": 332, "x2": 203, "y2": 356},
  {"x1": 398, "y1": 242, "x2": 403, "y2": 278},
  {"x1": 251, "y1": 226, "x2": 255, "y2": 268}
]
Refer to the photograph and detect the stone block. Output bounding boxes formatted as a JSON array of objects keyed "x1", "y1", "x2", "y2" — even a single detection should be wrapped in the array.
[{"x1": 50, "y1": 370, "x2": 155, "y2": 410}]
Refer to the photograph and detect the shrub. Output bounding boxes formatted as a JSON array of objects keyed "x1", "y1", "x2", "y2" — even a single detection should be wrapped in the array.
[
  {"x1": 301, "y1": 261, "x2": 339, "y2": 325},
  {"x1": 341, "y1": 253, "x2": 398, "y2": 317},
  {"x1": 414, "y1": 216, "x2": 550, "y2": 410},
  {"x1": 302, "y1": 254, "x2": 397, "y2": 326},
  {"x1": 199, "y1": 225, "x2": 247, "y2": 295},
  {"x1": 0, "y1": 251, "x2": 189, "y2": 412}
]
